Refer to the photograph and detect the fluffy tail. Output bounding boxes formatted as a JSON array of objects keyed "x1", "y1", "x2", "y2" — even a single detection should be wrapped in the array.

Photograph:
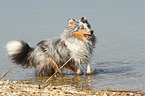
[{"x1": 6, "y1": 40, "x2": 33, "y2": 67}]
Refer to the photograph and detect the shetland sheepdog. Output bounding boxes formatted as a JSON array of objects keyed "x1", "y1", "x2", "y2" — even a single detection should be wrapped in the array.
[{"x1": 6, "y1": 17, "x2": 96, "y2": 76}]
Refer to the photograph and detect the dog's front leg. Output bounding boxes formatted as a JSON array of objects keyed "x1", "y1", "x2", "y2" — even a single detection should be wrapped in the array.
[
  {"x1": 86, "y1": 63, "x2": 91, "y2": 74},
  {"x1": 86, "y1": 63, "x2": 97, "y2": 75},
  {"x1": 66, "y1": 63, "x2": 83, "y2": 75}
]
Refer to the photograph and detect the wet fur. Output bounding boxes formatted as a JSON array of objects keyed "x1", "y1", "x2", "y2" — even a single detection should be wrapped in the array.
[{"x1": 6, "y1": 17, "x2": 96, "y2": 76}]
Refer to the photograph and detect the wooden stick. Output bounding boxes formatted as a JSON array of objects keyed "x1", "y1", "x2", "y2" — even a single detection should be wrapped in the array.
[
  {"x1": 45, "y1": 37, "x2": 88, "y2": 83},
  {"x1": 106, "y1": 88, "x2": 142, "y2": 93},
  {"x1": 82, "y1": 90, "x2": 103, "y2": 93},
  {"x1": 0, "y1": 69, "x2": 12, "y2": 80}
]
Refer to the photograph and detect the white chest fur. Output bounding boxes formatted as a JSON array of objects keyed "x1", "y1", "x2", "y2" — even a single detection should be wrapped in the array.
[{"x1": 64, "y1": 37, "x2": 91, "y2": 64}]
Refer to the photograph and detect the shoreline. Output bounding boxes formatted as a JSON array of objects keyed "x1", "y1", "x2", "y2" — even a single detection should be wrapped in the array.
[{"x1": 0, "y1": 79, "x2": 144, "y2": 96}]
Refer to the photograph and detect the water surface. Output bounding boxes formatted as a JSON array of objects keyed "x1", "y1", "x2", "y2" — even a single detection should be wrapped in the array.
[{"x1": 0, "y1": 0, "x2": 145, "y2": 91}]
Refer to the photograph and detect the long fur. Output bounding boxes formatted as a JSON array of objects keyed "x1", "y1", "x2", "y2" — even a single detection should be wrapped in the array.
[{"x1": 6, "y1": 17, "x2": 96, "y2": 76}]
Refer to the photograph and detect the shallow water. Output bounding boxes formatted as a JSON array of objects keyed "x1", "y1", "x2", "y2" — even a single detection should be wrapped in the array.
[{"x1": 0, "y1": 0, "x2": 145, "y2": 91}]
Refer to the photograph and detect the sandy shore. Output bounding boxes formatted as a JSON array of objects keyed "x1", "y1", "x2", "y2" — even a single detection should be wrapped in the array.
[{"x1": 0, "y1": 79, "x2": 144, "y2": 96}]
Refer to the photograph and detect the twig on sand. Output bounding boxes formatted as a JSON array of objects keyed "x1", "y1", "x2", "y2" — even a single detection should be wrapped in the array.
[
  {"x1": 106, "y1": 88, "x2": 142, "y2": 93},
  {"x1": 0, "y1": 69, "x2": 12, "y2": 80}
]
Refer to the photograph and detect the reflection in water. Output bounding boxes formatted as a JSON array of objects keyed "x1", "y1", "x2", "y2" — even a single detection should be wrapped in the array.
[{"x1": 29, "y1": 75, "x2": 92, "y2": 90}]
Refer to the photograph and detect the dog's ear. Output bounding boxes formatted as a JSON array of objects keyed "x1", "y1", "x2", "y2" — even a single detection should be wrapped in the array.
[
  {"x1": 81, "y1": 17, "x2": 91, "y2": 28},
  {"x1": 81, "y1": 17, "x2": 87, "y2": 22},
  {"x1": 68, "y1": 18, "x2": 76, "y2": 29}
]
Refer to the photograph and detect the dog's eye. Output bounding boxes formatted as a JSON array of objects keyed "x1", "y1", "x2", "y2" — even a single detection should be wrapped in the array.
[
  {"x1": 80, "y1": 25, "x2": 84, "y2": 29},
  {"x1": 81, "y1": 27, "x2": 84, "y2": 29}
]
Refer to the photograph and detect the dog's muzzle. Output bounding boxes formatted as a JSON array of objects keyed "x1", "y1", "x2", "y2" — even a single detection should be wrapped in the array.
[
  {"x1": 90, "y1": 30, "x2": 94, "y2": 34},
  {"x1": 84, "y1": 30, "x2": 94, "y2": 39}
]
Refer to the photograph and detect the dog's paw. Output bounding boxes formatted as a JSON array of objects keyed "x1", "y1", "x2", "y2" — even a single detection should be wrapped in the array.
[
  {"x1": 75, "y1": 69, "x2": 83, "y2": 75},
  {"x1": 86, "y1": 68, "x2": 97, "y2": 75}
]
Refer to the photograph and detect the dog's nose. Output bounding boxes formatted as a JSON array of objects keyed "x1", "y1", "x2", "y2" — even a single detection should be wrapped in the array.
[{"x1": 90, "y1": 30, "x2": 94, "y2": 34}]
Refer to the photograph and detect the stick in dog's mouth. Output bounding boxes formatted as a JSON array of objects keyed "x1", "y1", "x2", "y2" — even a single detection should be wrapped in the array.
[{"x1": 84, "y1": 34, "x2": 92, "y2": 39}]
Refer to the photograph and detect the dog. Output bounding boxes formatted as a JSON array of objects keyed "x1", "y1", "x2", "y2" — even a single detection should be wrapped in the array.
[{"x1": 6, "y1": 17, "x2": 96, "y2": 76}]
